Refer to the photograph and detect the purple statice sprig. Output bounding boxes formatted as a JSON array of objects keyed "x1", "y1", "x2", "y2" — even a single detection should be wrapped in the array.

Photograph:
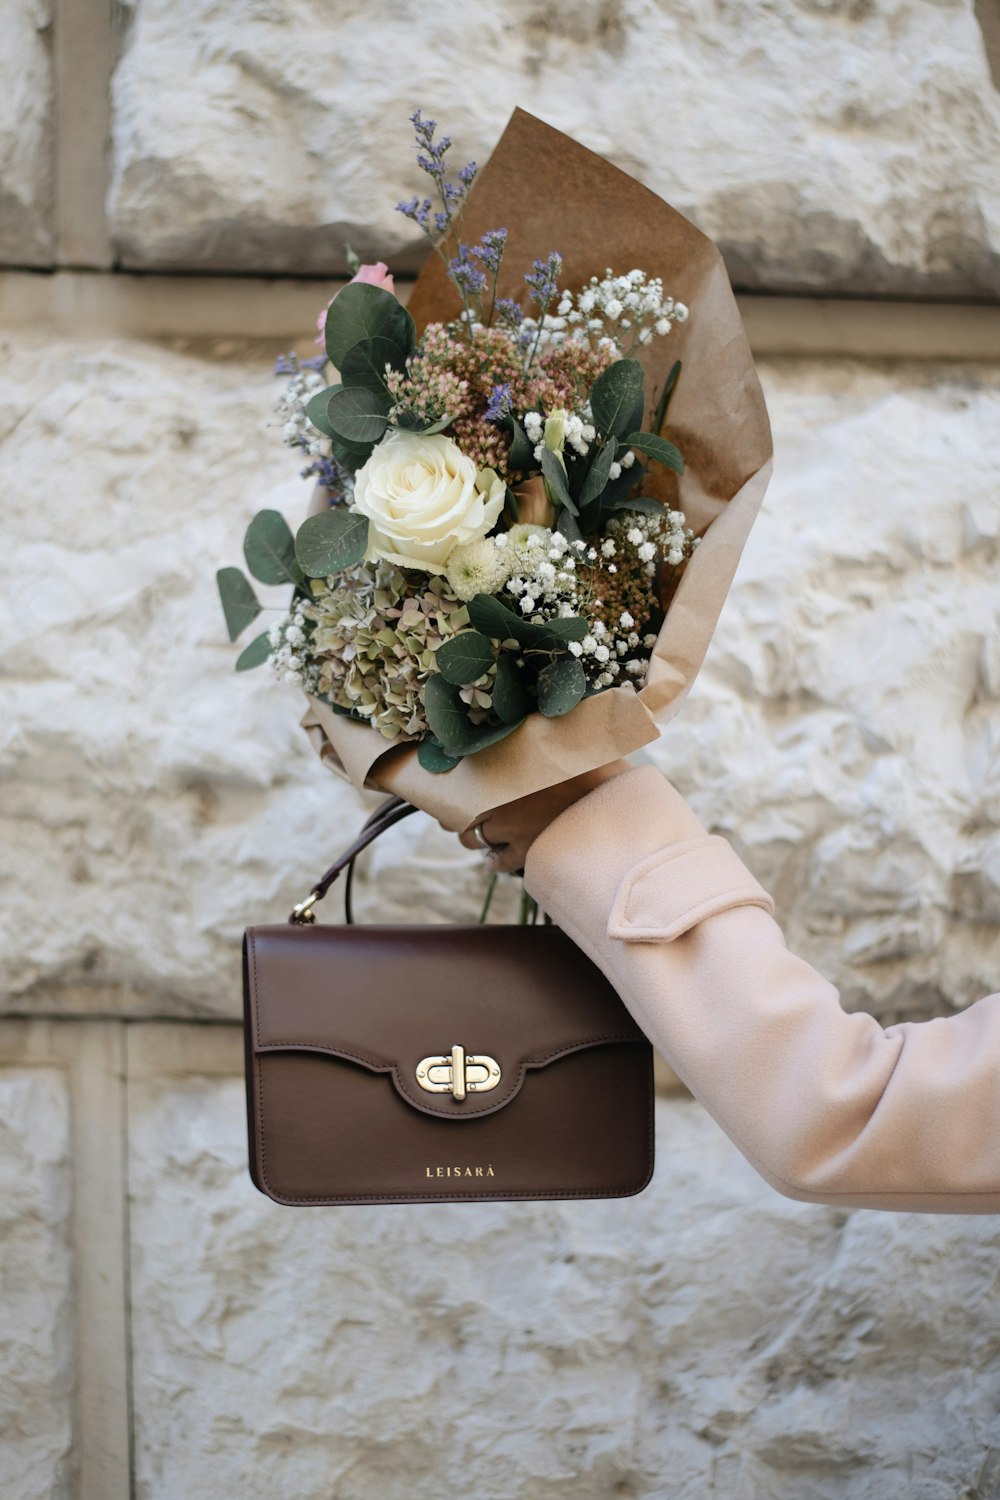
[
  {"x1": 449, "y1": 244, "x2": 488, "y2": 301},
  {"x1": 525, "y1": 252, "x2": 564, "y2": 310},
  {"x1": 523, "y1": 252, "x2": 564, "y2": 371},
  {"x1": 395, "y1": 109, "x2": 483, "y2": 338},
  {"x1": 484, "y1": 382, "x2": 513, "y2": 424},
  {"x1": 396, "y1": 110, "x2": 478, "y2": 248},
  {"x1": 447, "y1": 228, "x2": 510, "y2": 329}
]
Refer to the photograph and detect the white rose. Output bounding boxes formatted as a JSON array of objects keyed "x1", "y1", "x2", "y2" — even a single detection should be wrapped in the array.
[{"x1": 352, "y1": 430, "x2": 506, "y2": 573}]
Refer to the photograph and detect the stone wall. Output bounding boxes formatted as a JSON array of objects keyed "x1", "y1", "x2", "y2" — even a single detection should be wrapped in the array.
[{"x1": 3, "y1": 2, "x2": 1000, "y2": 1497}]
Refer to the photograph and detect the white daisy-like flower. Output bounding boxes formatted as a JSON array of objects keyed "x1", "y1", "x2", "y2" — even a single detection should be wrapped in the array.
[{"x1": 444, "y1": 537, "x2": 513, "y2": 602}]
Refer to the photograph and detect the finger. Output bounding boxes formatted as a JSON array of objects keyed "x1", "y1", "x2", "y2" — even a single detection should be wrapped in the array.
[
  {"x1": 458, "y1": 828, "x2": 481, "y2": 852},
  {"x1": 488, "y1": 844, "x2": 524, "y2": 876}
]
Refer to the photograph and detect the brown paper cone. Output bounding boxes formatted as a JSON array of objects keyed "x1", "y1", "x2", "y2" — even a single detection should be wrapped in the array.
[{"x1": 302, "y1": 108, "x2": 772, "y2": 830}]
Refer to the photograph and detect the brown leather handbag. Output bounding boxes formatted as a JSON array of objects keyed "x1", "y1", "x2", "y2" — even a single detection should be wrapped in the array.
[{"x1": 243, "y1": 797, "x2": 654, "y2": 1205}]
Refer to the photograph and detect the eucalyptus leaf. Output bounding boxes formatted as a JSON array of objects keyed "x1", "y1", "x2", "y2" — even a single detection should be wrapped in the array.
[
  {"x1": 591, "y1": 359, "x2": 645, "y2": 439},
  {"x1": 339, "y1": 336, "x2": 407, "y2": 395},
  {"x1": 507, "y1": 420, "x2": 534, "y2": 474},
  {"x1": 492, "y1": 654, "x2": 531, "y2": 724},
  {"x1": 625, "y1": 431, "x2": 684, "y2": 474},
  {"x1": 393, "y1": 410, "x2": 454, "y2": 436},
  {"x1": 295, "y1": 508, "x2": 370, "y2": 576},
  {"x1": 216, "y1": 567, "x2": 261, "y2": 641},
  {"x1": 555, "y1": 509, "x2": 583, "y2": 544},
  {"x1": 536, "y1": 616, "x2": 588, "y2": 643},
  {"x1": 539, "y1": 447, "x2": 577, "y2": 515},
  {"x1": 234, "y1": 631, "x2": 271, "y2": 671},
  {"x1": 417, "y1": 737, "x2": 461, "y2": 774},
  {"x1": 422, "y1": 674, "x2": 474, "y2": 756},
  {"x1": 577, "y1": 438, "x2": 618, "y2": 511},
  {"x1": 331, "y1": 434, "x2": 375, "y2": 473},
  {"x1": 652, "y1": 359, "x2": 681, "y2": 436},
  {"x1": 327, "y1": 385, "x2": 391, "y2": 444},
  {"x1": 608, "y1": 494, "x2": 667, "y2": 517},
  {"x1": 467, "y1": 592, "x2": 529, "y2": 644},
  {"x1": 243, "y1": 509, "x2": 302, "y2": 585},
  {"x1": 536, "y1": 656, "x2": 587, "y2": 718},
  {"x1": 461, "y1": 716, "x2": 527, "y2": 757},
  {"x1": 599, "y1": 464, "x2": 643, "y2": 510},
  {"x1": 435, "y1": 630, "x2": 495, "y2": 686},
  {"x1": 419, "y1": 413, "x2": 455, "y2": 436},
  {"x1": 305, "y1": 384, "x2": 342, "y2": 438},
  {"x1": 325, "y1": 282, "x2": 416, "y2": 369}
]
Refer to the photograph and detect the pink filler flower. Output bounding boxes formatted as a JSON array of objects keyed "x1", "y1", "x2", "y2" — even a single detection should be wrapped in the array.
[{"x1": 315, "y1": 263, "x2": 396, "y2": 345}]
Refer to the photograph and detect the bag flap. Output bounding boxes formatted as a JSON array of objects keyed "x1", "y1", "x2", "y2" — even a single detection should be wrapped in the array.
[{"x1": 244, "y1": 925, "x2": 647, "y2": 1120}]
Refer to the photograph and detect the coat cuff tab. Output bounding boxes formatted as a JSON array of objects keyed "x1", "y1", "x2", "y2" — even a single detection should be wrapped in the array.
[{"x1": 607, "y1": 835, "x2": 774, "y2": 942}]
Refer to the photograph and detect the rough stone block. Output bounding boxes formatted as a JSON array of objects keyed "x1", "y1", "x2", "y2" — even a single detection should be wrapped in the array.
[
  {"x1": 125, "y1": 1073, "x2": 1000, "y2": 1498},
  {"x1": 0, "y1": 1068, "x2": 74, "y2": 1500},
  {"x1": 0, "y1": 0, "x2": 53, "y2": 267},
  {"x1": 108, "y1": 0, "x2": 1000, "y2": 296}
]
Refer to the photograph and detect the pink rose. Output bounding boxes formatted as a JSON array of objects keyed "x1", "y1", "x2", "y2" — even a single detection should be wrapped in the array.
[{"x1": 315, "y1": 263, "x2": 397, "y2": 345}]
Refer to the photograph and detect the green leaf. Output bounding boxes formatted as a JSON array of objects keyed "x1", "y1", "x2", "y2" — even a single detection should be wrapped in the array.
[
  {"x1": 305, "y1": 384, "x2": 342, "y2": 438},
  {"x1": 327, "y1": 385, "x2": 391, "y2": 444},
  {"x1": 599, "y1": 465, "x2": 642, "y2": 511},
  {"x1": 591, "y1": 359, "x2": 645, "y2": 439},
  {"x1": 243, "y1": 509, "x2": 302, "y2": 586},
  {"x1": 536, "y1": 656, "x2": 587, "y2": 718},
  {"x1": 467, "y1": 592, "x2": 527, "y2": 644},
  {"x1": 417, "y1": 737, "x2": 461, "y2": 774},
  {"x1": 608, "y1": 495, "x2": 667, "y2": 517},
  {"x1": 652, "y1": 359, "x2": 681, "y2": 437},
  {"x1": 577, "y1": 438, "x2": 618, "y2": 511},
  {"x1": 492, "y1": 654, "x2": 531, "y2": 723},
  {"x1": 422, "y1": 674, "x2": 475, "y2": 756},
  {"x1": 539, "y1": 447, "x2": 577, "y2": 515},
  {"x1": 331, "y1": 434, "x2": 375, "y2": 473},
  {"x1": 461, "y1": 716, "x2": 527, "y2": 757},
  {"x1": 418, "y1": 413, "x2": 455, "y2": 436},
  {"x1": 235, "y1": 631, "x2": 271, "y2": 671},
  {"x1": 394, "y1": 409, "x2": 454, "y2": 436},
  {"x1": 537, "y1": 616, "x2": 588, "y2": 643},
  {"x1": 435, "y1": 630, "x2": 495, "y2": 686},
  {"x1": 216, "y1": 567, "x2": 261, "y2": 641},
  {"x1": 325, "y1": 282, "x2": 416, "y2": 369},
  {"x1": 295, "y1": 508, "x2": 370, "y2": 575},
  {"x1": 625, "y1": 431, "x2": 684, "y2": 474},
  {"x1": 621, "y1": 387, "x2": 646, "y2": 445},
  {"x1": 507, "y1": 420, "x2": 534, "y2": 474},
  {"x1": 556, "y1": 509, "x2": 583, "y2": 544},
  {"x1": 339, "y1": 337, "x2": 407, "y2": 395}
]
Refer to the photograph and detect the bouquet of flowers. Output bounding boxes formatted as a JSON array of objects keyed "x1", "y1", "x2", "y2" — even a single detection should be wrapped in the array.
[{"x1": 218, "y1": 109, "x2": 772, "y2": 827}]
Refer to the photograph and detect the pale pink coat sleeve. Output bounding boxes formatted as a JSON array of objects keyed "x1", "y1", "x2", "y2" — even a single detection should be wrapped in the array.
[{"x1": 523, "y1": 766, "x2": 1000, "y2": 1213}]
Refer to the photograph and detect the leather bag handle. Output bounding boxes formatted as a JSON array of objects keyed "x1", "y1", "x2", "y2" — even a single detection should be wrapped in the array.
[{"x1": 289, "y1": 796, "x2": 418, "y2": 925}]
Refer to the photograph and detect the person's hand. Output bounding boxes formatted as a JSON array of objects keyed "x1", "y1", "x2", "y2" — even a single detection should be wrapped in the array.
[{"x1": 457, "y1": 759, "x2": 633, "y2": 874}]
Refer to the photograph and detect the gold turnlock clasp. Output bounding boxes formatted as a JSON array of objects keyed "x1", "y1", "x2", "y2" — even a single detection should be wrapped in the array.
[{"x1": 415, "y1": 1046, "x2": 501, "y2": 1101}]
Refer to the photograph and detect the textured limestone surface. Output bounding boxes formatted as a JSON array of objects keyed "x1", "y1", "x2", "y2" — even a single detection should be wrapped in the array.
[
  {"x1": 126, "y1": 1073, "x2": 1000, "y2": 1500},
  {"x1": 0, "y1": 0, "x2": 53, "y2": 267},
  {"x1": 0, "y1": 1068, "x2": 74, "y2": 1500},
  {"x1": 107, "y1": 0, "x2": 1000, "y2": 296},
  {"x1": 2, "y1": 334, "x2": 998, "y2": 1022}
]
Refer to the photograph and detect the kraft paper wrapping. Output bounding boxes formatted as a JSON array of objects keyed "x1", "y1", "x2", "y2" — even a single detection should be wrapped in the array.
[{"x1": 301, "y1": 108, "x2": 772, "y2": 831}]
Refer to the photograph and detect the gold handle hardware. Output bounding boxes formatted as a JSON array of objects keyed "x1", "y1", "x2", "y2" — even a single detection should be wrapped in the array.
[
  {"x1": 290, "y1": 892, "x2": 319, "y2": 924},
  {"x1": 415, "y1": 1046, "x2": 501, "y2": 1101}
]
